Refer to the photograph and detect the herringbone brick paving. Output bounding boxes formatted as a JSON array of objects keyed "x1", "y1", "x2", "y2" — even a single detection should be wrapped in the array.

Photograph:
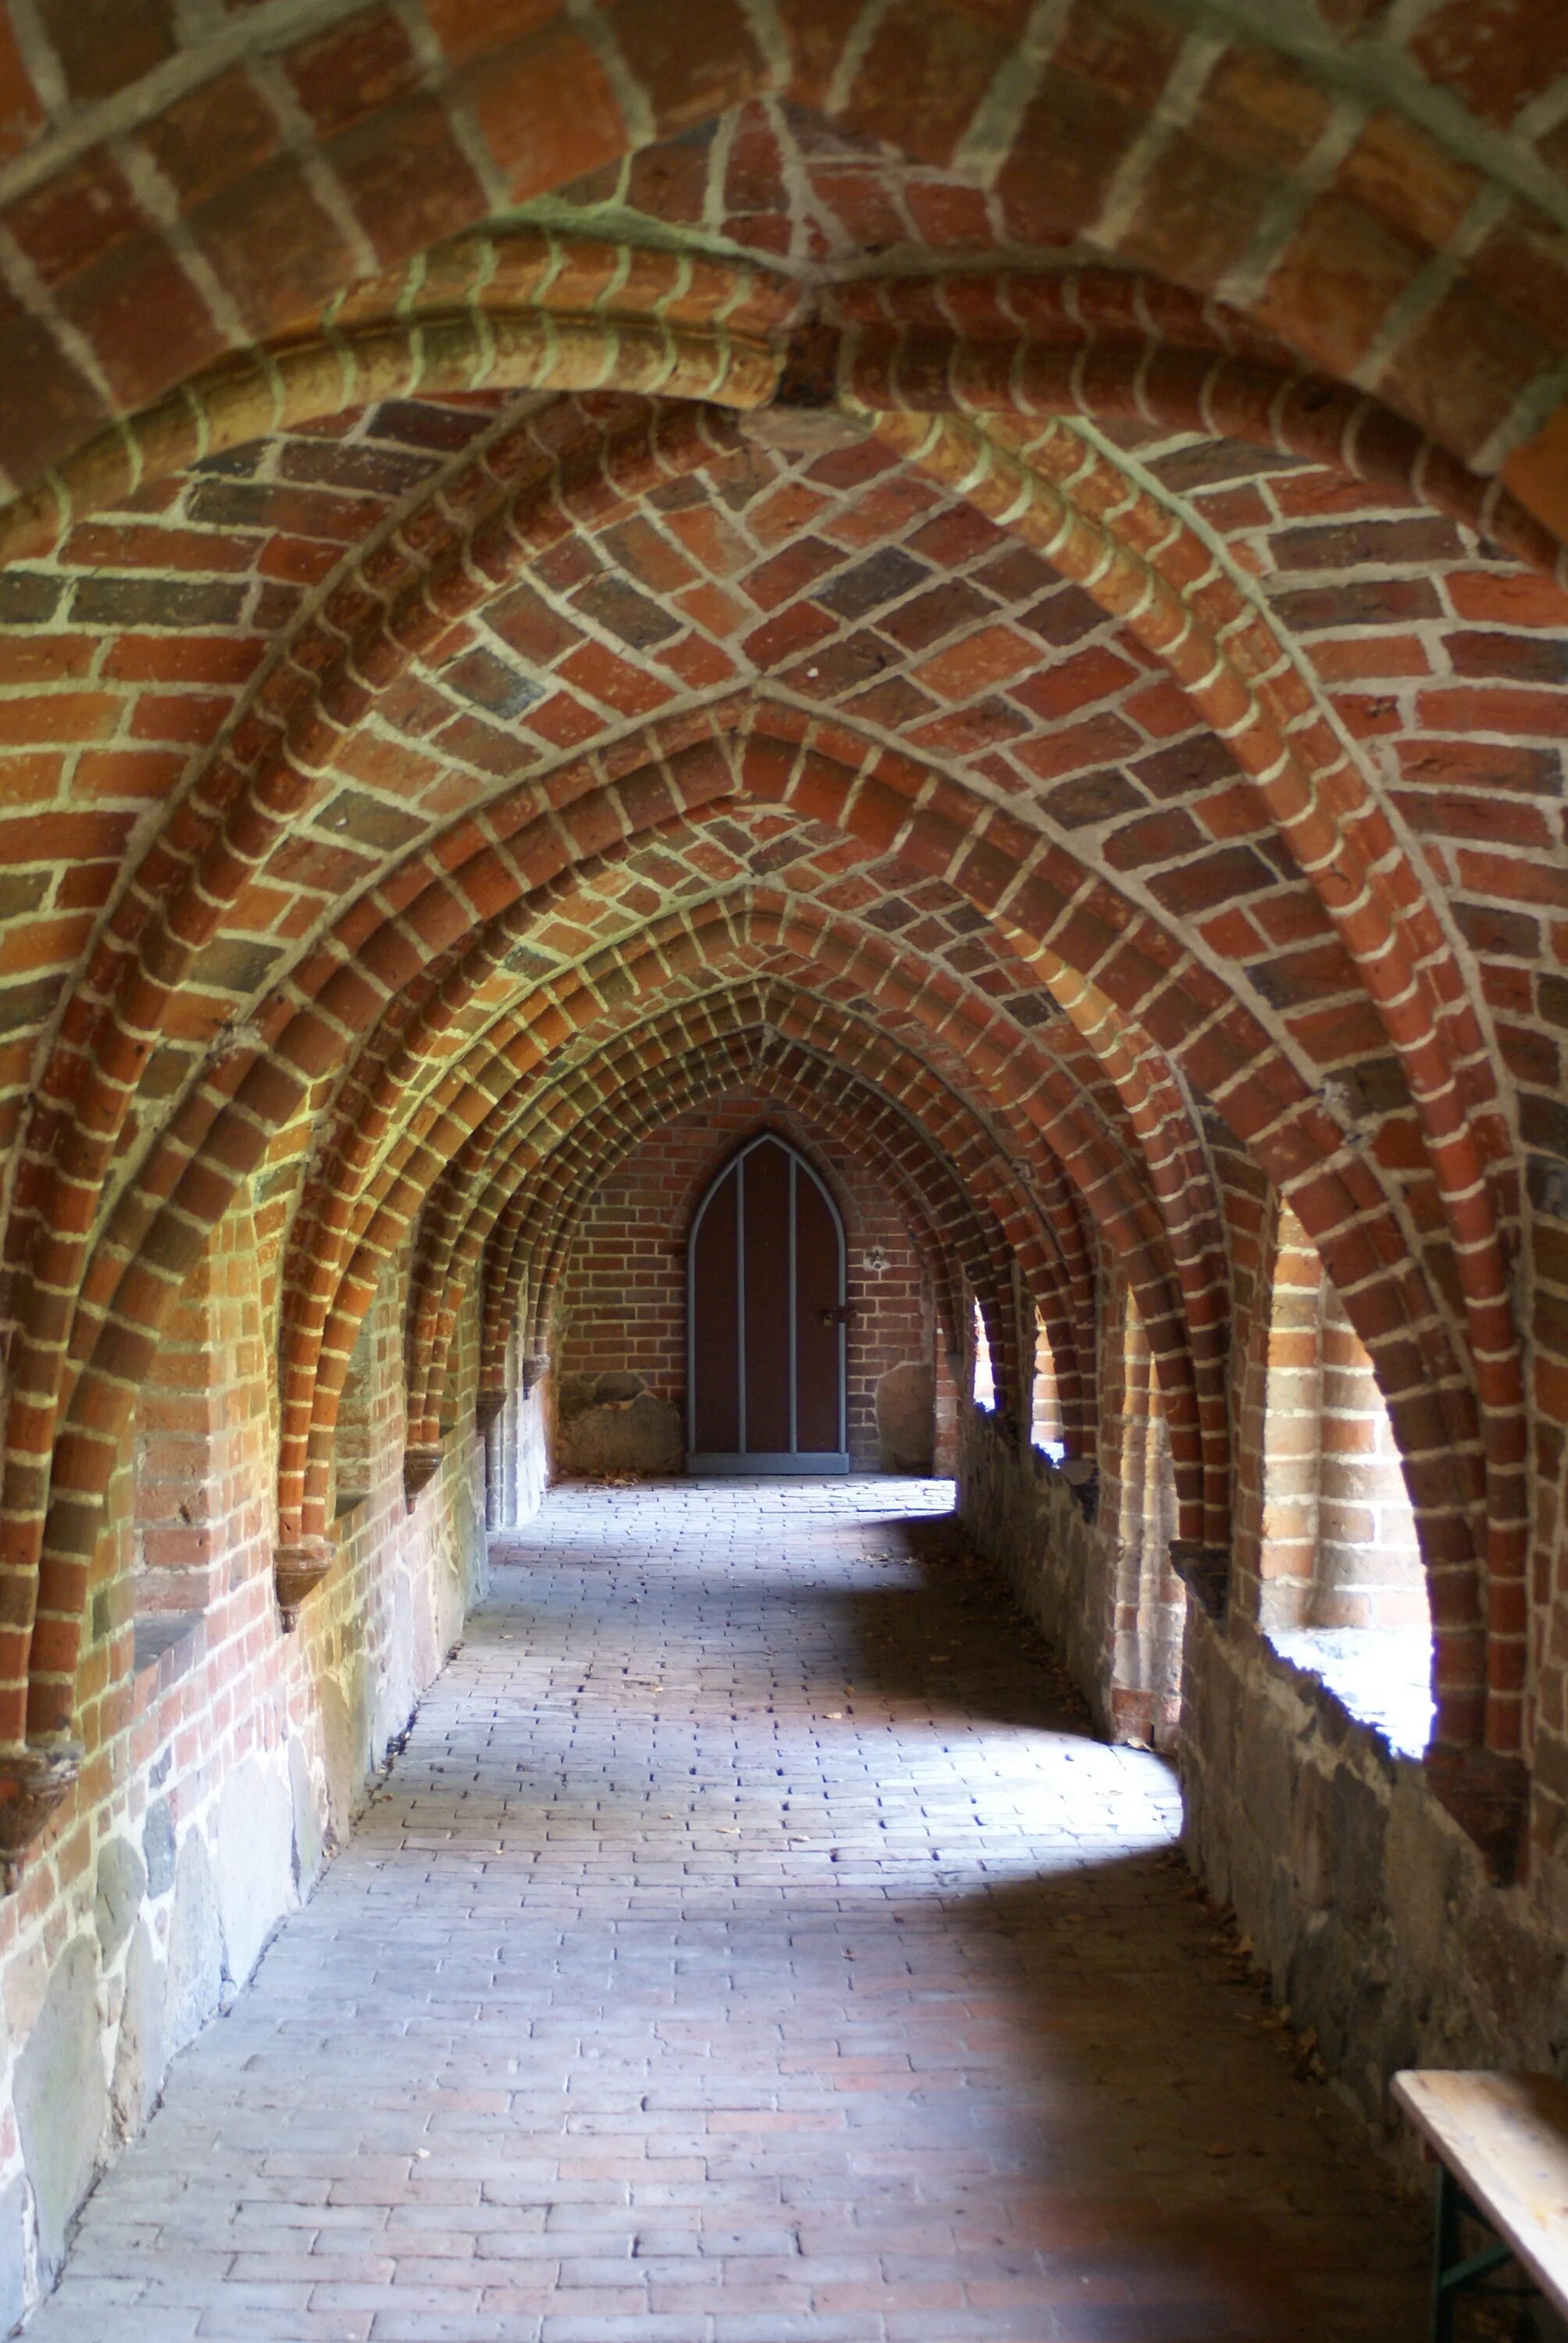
[{"x1": 27, "y1": 1480, "x2": 1425, "y2": 2341}]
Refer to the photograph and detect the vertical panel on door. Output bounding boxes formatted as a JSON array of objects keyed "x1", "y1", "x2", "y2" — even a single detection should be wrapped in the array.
[
  {"x1": 794, "y1": 1162, "x2": 842, "y2": 1455},
  {"x1": 687, "y1": 1135, "x2": 848, "y2": 1474},
  {"x1": 690, "y1": 1161, "x2": 740, "y2": 1454},
  {"x1": 742, "y1": 1139, "x2": 792, "y2": 1452}
]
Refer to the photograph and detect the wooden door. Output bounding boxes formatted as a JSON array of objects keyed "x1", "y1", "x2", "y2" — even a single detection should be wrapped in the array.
[{"x1": 687, "y1": 1136, "x2": 848, "y2": 1471}]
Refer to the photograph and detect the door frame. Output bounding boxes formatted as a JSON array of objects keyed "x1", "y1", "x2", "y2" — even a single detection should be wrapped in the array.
[{"x1": 686, "y1": 1132, "x2": 850, "y2": 1474}]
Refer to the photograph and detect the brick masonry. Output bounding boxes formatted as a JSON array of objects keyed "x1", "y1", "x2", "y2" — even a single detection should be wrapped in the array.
[
  {"x1": 20, "y1": 1480, "x2": 1431, "y2": 2343},
  {"x1": 0, "y1": 3, "x2": 1562, "y2": 2324},
  {"x1": 553, "y1": 1089, "x2": 935, "y2": 1472}
]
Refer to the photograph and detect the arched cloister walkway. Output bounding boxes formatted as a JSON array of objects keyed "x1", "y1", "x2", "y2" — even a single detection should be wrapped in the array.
[{"x1": 26, "y1": 1479, "x2": 1424, "y2": 2343}]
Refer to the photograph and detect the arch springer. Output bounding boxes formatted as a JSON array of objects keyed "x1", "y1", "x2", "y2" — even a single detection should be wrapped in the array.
[
  {"x1": 403, "y1": 1448, "x2": 444, "y2": 1504},
  {"x1": 1169, "y1": 1540, "x2": 1230, "y2": 1622},
  {"x1": 274, "y1": 1539, "x2": 335, "y2": 1630},
  {"x1": 0, "y1": 1740, "x2": 83, "y2": 1888}
]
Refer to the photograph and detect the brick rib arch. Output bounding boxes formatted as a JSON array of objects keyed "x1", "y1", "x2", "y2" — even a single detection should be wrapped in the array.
[
  {"x1": 1, "y1": 1, "x2": 1566, "y2": 533},
  {"x1": 405, "y1": 988, "x2": 1096, "y2": 1466},
  {"x1": 281, "y1": 890, "x2": 1210, "y2": 1542},
  {"x1": 17, "y1": 712, "x2": 1499, "y2": 1754},
  {"x1": 0, "y1": 107, "x2": 1548, "y2": 1782},
  {"x1": 5, "y1": 353, "x2": 1523, "y2": 1588},
  {"x1": 494, "y1": 1025, "x2": 1021, "y2": 1415},
  {"x1": 82, "y1": 344, "x2": 1500, "y2": 1580},
  {"x1": 301, "y1": 983, "x2": 1085, "y2": 1543},
  {"x1": 293, "y1": 951, "x2": 1180, "y2": 1546},
  {"x1": 0, "y1": 398, "x2": 741, "y2": 1705},
  {"x1": 0, "y1": 2, "x2": 1557, "y2": 1914},
  {"x1": 12, "y1": 344, "x2": 1506, "y2": 1595},
  {"x1": 453, "y1": 1023, "x2": 1025, "y2": 1421},
  {"x1": 865, "y1": 408, "x2": 1527, "y2": 1744},
  {"x1": 1032, "y1": 950, "x2": 1231, "y2": 1549},
  {"x1": 475, "y1": 1050, "x2": 1088, "y2": 1482},
  {"x1": 835, "y1": 284, "x2": 1566, "y2": 583},
  {"x1": 0, "y1": 248, "x2": 792, "y2": 570},
  {"x1": 7, "y1": 248, "x2": 1562, "y2": 588},
  {"x1": 404, "y1": 926, "x2": 1103, "y2": 1452},
  {"x1": 241, "y1": 661, "x2": 1471, "y2": 1509}
]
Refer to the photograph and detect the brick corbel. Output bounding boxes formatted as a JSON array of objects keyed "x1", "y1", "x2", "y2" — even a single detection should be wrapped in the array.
[
  {"x1": 1425, "y1": 1746, "x2": 1531, "y2": 1886},
  {"x1": 403, "y1": 1446, "x2": 443, "y2": 1503},
  {"x1": 1059, "y1": 1456, "x2": 1100, "y2": 1527},
  {"x1": 474, "y1": 1391, "x2": 506, "y2": 1437},
  {"x1": 519, "y1": 1352, "x2": 551, "y2": 1396},
  {"x1": 274, "y1": 1539, "x2": 334, "y2": 1629},
  {"x1": 1168, "y1": 1539, "x2": 1230, "y2": 1622},
  {"x1": 0, "y1": 1741, "x2": 81, "y2": 1886}
]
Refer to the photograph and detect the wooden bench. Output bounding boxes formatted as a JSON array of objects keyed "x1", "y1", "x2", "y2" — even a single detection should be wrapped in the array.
[{"x1": 1393, "y1": 2070, "x2": 1568, "y2": 2340}]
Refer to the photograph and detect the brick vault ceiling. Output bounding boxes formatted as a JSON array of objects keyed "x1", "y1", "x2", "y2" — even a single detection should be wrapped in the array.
[{"x1": 0, "y1": 2, "x2": 1563, "y2": 1823}]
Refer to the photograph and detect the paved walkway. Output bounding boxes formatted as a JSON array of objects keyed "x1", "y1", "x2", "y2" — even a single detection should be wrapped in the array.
[{"x1": 30, "y1": 1480, "x2": 1425, "y2": 2341}]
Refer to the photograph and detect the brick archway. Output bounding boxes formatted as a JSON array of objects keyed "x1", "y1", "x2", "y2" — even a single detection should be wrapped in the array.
[{"x1": 0, "y1": 8, "x2": 1560, "y2": 1882}]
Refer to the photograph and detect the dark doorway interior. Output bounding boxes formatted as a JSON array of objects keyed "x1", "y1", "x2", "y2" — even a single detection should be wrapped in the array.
[{"x1": 687, "y1": 1134, "x2": 848, "y2": 1472}]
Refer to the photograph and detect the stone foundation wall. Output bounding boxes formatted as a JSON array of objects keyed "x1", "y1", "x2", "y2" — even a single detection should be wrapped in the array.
[
  {"x1": 487, "y1": 1346, "x2": 553, "y2": 1533},
  {"x1": 958, "y1": 1303, "x2": 1185, "y2": 1752},
  {"x1": 958, "y1": 1407, "x2": 1121, "y2": 1735},
  {"x1": 960, "y1": 1404, "x2": 1568, "y2": 2150},
  {"x1": 0, "y1": 1215, "x2": 495, "y2": 2329},
  {"x1": 1180, "y1": 1613, "x2": 1566, "y2": 2147}
]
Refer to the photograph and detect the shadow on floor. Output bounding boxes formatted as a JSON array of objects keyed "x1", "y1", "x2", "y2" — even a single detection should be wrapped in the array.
[
  {"x1": 476, "y1": 1493, "x2": 1433, "y2": 2338},
  {"x1": 928, "y1": 1849, "x2": 1427, "y2": 2341},
  {"x1": 836, "y1": 1510, "x2": 1096, "y2": 1733}
]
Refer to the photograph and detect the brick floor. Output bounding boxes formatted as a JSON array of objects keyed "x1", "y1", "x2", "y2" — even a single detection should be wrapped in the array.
[{"x1": 29, "y1": 1479, "x2": 1427, "y2": 2341}]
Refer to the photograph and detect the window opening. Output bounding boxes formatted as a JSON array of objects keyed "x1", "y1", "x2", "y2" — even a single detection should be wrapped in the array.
[
  {"x1": 1262, "y1": 1205, "x2": 1433, "y2": 1754},
  {"x1": 1114, "y1": 1289, "x2": 1183, "y2": 1747},
  {"x1": 334, "y1": 1310, "x2": 376, "y2": 1519},
  {"x1": 971, "y1": 1295, "x2": 996, "y2": 1410},
  {"x1": 1032, "y1": 1307, "x2": 1065, "y2": 1462}
]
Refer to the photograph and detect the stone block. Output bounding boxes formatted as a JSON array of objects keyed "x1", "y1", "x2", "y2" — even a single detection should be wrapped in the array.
[
  {"x1": 217, "y1": 1756, "x2": 294, "y2": 1985},
  {"x1": 556, "y1": 1390, "x2": 682, "y2": 1475},
  {"x1": 555, "y1": 1371, "x2": 598, "y2": 1423},
  {"x1": 94, "y1": 1836, "x2": 148, "y2": 1965},
  {"x1": 1327, "y1": 1760, "x2": 1390, "y2": 1926},
  {"x1": 164, "y1": 1828, "x2": 221, "y2": 2056},
  {"x1": 14, "y1": 1933, "x2": 107, "y2": 2277},
  {"x1": 875, "y1": 1361, "x2": 934, "y2": 1471},
  {"x1": 0, "y1": 2175, "x2": 27, "y2": 2335},
  {"x1": 289, "y1": 1734, "x2": 323, "y2": 1892},
  {"x1": 317, "y1": 1674, "x2": 369, "y2": 1838},
  {"x1": 141, "y1": 1799, "x2": 176, "y2": 1899},
  {"x1": 111, "y1": 1924, "x2": 165, "y2": 2138}
]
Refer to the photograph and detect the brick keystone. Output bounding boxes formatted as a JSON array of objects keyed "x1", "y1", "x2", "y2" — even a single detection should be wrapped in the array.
[
  {"x1": 274, "y1": 1539, "x2": 335, "y2": 1628},
  {"x1": 739, "y1": 404, "x2": 875, "y2": 454},
  {"x1": 0, "y1": 1739, "x2": 81, "y2": 1885},
  {"x1": 1169, "y1": 1539, "x2": 1231, "y2": 1621},
  {"x1": 739, "y1": 328, "x2": 875, "y2": 458}
]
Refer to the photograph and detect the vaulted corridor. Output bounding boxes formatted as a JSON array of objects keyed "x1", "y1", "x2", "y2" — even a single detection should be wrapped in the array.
[{"x1": 29, "y1": 1483, "x2": 1422, "y2": 2343}]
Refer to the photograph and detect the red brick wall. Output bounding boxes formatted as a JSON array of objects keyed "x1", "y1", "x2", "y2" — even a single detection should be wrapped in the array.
[
  {"x1": 5, "y1": 0, "x2": 1568, "y2": 2270},
  {"x1": 554, "y1": 1089, "x2": 935, "y2": 1471},
  {"x1": 132, "y1": 1206, "x2": 268, "y2": 1621},
  {"x1": 1259, "y1": 1204, "x2": 1428, "y2": 1635}
]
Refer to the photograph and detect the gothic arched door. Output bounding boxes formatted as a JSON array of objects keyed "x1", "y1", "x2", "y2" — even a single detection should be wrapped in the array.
[{"x1": 686, "y1": 1135, "x2": 849, "y2": 1473}]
